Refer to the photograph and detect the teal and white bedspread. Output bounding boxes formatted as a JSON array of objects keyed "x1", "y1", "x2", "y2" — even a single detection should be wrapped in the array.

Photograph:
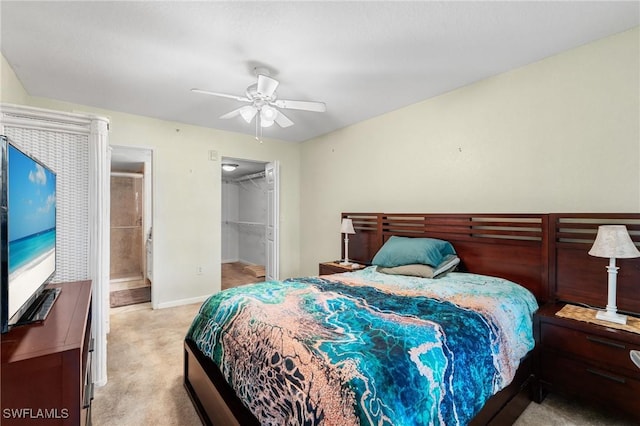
[{"x1": 186, "y1": 267, "x2": 538, "y2": 425}]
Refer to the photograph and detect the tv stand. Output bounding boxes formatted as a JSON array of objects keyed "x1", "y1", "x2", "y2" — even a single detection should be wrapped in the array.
[
  {"x1": 1, "y1": 281, "x2": 93, "y2": 425},
  {"x1": 15, "y1": 287, "x2": 61, "y2": 326}
]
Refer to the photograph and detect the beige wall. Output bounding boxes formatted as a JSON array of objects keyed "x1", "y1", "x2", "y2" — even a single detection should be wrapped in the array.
[
  {"x1": 300, "y1": 28, "x2": 640, "y2": 275},
  {"x1": 1, "y1": 57, "x2": 301, "y2": 307}
]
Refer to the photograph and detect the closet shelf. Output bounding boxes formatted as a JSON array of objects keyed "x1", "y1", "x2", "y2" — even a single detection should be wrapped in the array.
[
  {"x1": 224, "y1": 171, "x2": 266, "y2": 190},
  {"x1": 224, "y1": 220, "x2": 266, "y2": 227},
  {"x1": 234, "y1": 171, "x2": 266, "y2": 182}
]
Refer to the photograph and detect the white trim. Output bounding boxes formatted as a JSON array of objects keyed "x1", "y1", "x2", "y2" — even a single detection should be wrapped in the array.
[
  {"x1": 0, "y1": 103, "x2": 107, "y2": 135},
  {"x1": 1, "y1": 103, "x2": 104, "y2": 123},
  {"x1": 155, "y1": 295, "x2": 211, "y2": 309},
  {"x1": 89, "y1": 119, "x2": 110, "y2": 387}
]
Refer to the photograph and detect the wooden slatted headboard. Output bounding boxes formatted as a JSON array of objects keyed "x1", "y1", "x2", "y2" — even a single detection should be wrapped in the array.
[
  {"x1": 341, "y1": 212, "x2": 640, "y2": 314},
  {"x1": 341, "y1": 213, "x2": 549, "y2": 302},
  {"x1": 550, "y1": 213, "x2": 640, "y2": 315}
]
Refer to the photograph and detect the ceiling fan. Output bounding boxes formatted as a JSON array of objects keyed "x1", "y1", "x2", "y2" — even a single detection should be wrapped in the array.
[{"x1": 192, "y1": 68, "x2": 326, "y2": 141}]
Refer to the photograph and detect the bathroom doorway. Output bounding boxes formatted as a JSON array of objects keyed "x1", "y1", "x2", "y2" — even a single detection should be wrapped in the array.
[{"x1": 110, "y1": 146, "x2": 153, "y2": 309}]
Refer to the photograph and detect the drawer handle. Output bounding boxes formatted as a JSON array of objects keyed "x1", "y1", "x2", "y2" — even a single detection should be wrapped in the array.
[
  {"x1": 586, "y1": 368, "x2": 626, "y2": 384},
  {"x1": 631, "y1": 350, "x2": 640, "y2": 370},
  {"x1": 586, "y1": 335, "x2": 626, "y2": 349}
]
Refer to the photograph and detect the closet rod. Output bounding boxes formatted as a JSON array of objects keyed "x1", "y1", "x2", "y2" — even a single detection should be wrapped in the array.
[{"x1": 233, "y1": 171, "x2": 266, "y2": 182}]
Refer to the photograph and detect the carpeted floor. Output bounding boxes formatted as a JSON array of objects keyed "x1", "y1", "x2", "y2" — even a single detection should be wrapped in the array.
[
  {"x1": 93, "y1": 303, "x2": 637, "y2": 425},
  {"x1": 92, "y1": 303, "x2": 202, "y2": 425}
]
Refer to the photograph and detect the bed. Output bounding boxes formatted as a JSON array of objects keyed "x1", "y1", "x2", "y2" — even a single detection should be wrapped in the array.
[{"x1": 185, "y1": 213, "x2": 556, "y2": 425}]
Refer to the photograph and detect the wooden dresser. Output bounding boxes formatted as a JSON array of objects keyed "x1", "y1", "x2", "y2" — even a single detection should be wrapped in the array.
[
  {"x1": 1, "y1": 280, "x2": 93, "y2": 425},
  {"x1": 535, "y1": 303, "x2": 640, "y2": 421}
]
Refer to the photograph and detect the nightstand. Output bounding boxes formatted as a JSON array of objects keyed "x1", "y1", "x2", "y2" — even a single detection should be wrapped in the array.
[
  {"x1": 535, "y1": 303, "x2": 640, "y2": 421},
  {"x1": 319, "y1": 261, "x2": 365, "y2": 275}
]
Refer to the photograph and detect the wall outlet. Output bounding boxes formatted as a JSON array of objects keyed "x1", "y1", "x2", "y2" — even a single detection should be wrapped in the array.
[{"x1": 196, "y1": 266, "x2": 203, "y2": 275}]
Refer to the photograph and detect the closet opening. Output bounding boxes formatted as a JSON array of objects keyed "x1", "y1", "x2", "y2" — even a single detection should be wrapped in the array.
[
  {"x1": 110, "y1": 147, "x2": 153, "y2": 309},
  {"x1": 221, "y1": 157, "x2": 279, "y2": 290}
]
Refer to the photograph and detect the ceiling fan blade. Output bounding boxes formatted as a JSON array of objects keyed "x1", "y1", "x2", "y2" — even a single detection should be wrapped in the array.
[
  {"x1": 191, "y1": 88, "x2": 251, "y2": 102},
  {"x1": 256, "y1": 75, "x2": 279, "y2": 98},
  {"x1": 274, "y1": 111, "x2": 294, "y2": 128},
  {"x1": 273, "y1": 99, "x2": 326, "y2": 112},
  {"x1": 219, "y1": 107, "x2": 243, "y2": 119},
  {"x1": 220, "y1": 106, "x2": 257, "y2": 123}
]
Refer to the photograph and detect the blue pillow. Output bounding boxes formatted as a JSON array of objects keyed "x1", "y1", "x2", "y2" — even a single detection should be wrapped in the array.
[{"x1": 371, "y1": 236, "x2": 456, "y2": 268}]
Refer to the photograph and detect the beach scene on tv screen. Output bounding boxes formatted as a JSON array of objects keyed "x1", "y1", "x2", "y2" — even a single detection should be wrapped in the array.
[{"x1": 8, "y1": 144, "x2": 56, "y2": 319}]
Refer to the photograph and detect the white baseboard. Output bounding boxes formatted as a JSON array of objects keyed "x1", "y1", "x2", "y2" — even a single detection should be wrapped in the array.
[{"x1": 155, "y1": 294, "x2": 211, "y2": 309}]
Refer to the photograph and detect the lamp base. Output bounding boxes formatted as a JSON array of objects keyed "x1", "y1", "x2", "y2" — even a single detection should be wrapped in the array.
[
  {"x1": 339, "y1": 261, "x2": 351, "y2": 266},
  {"x1": 596, "y1": 310, "x2": 627, "y2": 325}
]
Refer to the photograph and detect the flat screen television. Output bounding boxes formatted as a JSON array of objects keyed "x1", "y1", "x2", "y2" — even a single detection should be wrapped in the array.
[{"x1": 1, "y1": 135, "x2": 58, "y2": 334}]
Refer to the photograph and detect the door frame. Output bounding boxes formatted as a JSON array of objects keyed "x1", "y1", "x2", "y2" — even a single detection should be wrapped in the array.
[
  {"x1": 220, "y1": 156, "x2": 280, "y2": 282},
  {"x1": 109, "y1": 145, "x2": 154, "y2": 307}
]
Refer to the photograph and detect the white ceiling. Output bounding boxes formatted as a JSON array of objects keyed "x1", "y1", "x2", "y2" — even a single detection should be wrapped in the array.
[{"x1": 1, "y1": 1, "x2": 638, "y2": 143}]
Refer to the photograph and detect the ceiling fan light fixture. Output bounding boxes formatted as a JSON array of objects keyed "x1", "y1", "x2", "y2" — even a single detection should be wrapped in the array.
[
  {"x1": 261, "y1": 105, "x2": 277, "y2": 120},
  {"x1": 260, "y1": 105, "x2": 277, "y2": 127},
  {"x1": 221, "y1": 163, "x2": 238, "y2": 172},
  {"x1": 239, "y1": 106, "x2": 257, "y2": 123},
  {"x1": 260, "y1": 118, "x2": 275, "y2": 128}
]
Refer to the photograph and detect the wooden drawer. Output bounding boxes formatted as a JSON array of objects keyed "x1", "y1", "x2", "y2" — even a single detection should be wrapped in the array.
[
  {"x1": 319, "y1": 264, "x2": 343, "y2": 275},
  {"x1": 541, "y1": 323, "x2": 640, "y2": 378},
  {"x1": 319, "y1": 262, "x2": 364, "y2": 275},
  {"x1": 540, "y1": 353, "x2": 640, "y2": 420}
]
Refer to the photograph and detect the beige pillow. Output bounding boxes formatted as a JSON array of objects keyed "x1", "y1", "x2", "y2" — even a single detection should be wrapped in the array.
[
  {"x1": 377, "y1": 264, "x2": 437, "y2": 278},
  {"x1": 377, "y1": 255, "x2": 460, "y2": 278}
]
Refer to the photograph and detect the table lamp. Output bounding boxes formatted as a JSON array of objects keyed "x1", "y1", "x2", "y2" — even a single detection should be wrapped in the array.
[
  {"x1": 340, "y1": 218, "x2": 356, "y2": 265},
  {"x1": 588, "y1": 225, "x2": 640, "y2": 325}
]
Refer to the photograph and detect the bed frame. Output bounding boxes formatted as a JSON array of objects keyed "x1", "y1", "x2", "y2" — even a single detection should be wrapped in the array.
[{"x1": 184, "y1": 212, "x2": 640, "y2": 425}]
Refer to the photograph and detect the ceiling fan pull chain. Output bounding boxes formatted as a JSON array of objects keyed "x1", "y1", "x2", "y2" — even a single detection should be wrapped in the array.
[
  {"x1": 255, "y1": 112, "x2": 263, "y2": 143},
  {"x1": 259, "y1": 115, "x2": 264, "y2": 143}
]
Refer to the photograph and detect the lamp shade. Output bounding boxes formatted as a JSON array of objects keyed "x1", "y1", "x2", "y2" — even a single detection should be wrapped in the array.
[
  {"x1": 341, "y1": 218, "x2": 355, "y2": 234},
  {"x1": 588, "y1": 225, "x2": 640, "y2": 259}
]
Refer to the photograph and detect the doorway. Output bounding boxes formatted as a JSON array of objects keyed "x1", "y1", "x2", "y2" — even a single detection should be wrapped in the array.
[
  {"x1": 221, "y1": 157, "x2": 279, "y2": 290},
  {"x1": 109, "y1": 146, "x2": 153, "y2": 308}
]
